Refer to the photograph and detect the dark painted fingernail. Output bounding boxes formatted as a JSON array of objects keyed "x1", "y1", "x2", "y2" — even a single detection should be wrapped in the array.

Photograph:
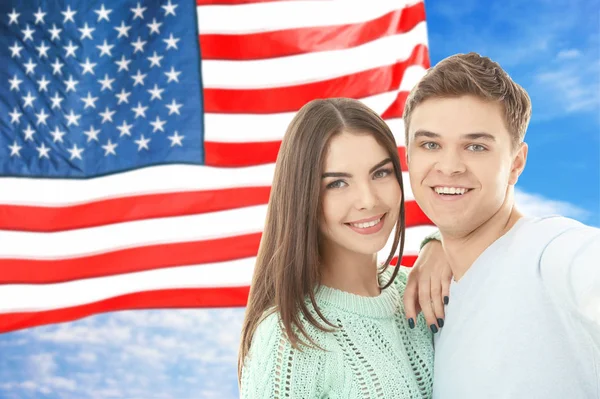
[
  {"x1": 444, "y1": 296, "x2": 449, "y2": 305},
  {"x1": 437, "y1": 318, "x2": 444, "y2": 328},
  {"x1": 408, "y1": 318, "x2": 415, "y2": 329},
  {"x1": 430, "y1": 324, "x2": 438, "y2": 333}
]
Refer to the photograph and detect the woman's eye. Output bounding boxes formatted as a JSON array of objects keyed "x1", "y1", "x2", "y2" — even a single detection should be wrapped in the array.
[
  {"x1": 326, "y1": 180, "x2": 346, "y2": 189},
  {"x1": 422, "y1": 142, "x2": 440, "y2": 150},
  {"x1": 467, "y1": 144, "x2": 486, "y2": 152},
  {"x1": 373, "y1": 168, "x2": 392, "y2": 179}
]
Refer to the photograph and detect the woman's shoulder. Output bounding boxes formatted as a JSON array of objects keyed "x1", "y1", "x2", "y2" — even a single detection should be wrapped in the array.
[{"x1": 379, "y1": 264, "x2": 412, "y2": 294}]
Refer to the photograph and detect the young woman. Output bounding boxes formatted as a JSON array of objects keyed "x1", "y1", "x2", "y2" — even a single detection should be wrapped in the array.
[{"x1": 238, "y1": 98, "x2": 435, "y2": 398}]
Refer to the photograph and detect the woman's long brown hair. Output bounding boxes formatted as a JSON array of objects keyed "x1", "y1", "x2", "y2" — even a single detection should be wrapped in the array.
[{"x1": 237, "y1": 98, "x2": 406, "y2": 379}]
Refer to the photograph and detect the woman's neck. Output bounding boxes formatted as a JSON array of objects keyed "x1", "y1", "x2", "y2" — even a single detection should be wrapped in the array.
[{"x1": 319, "y1": 244, "x2": 380, "y2": 297}]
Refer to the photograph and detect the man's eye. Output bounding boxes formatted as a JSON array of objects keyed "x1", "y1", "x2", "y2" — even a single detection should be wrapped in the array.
[
  {"x1": 467, "y1": 144, "x2": 487, "y2": 152},
  {"x1": 422, "y1": 142, "x2": 440, "y2": 150}
]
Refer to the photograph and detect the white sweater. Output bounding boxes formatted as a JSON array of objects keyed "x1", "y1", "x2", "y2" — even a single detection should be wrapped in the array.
[{"x1": 432, "y1": 216, "x2": 600, "y2": 399}]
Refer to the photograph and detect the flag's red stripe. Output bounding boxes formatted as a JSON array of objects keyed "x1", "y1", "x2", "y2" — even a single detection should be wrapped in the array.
[
  {"x1": 0, "y1": 187, "x2": 270, "y2": 232},
  {"x1": 0, "y1": 171, "x2": 422, "y2": 231},
  {"x1": 200, "y1": 4, "x2": 425, "y2": 60},
  {"x1": 0, "y1": 203, "x2": 429, "y2": 283},
  {"x1": 205, "y1": 141, "x2": 409, "y2": 169},
  {"x1": 197, "y1": 0, "x2": 281, "y2": 4},
  {"x1": 0, "y1": 258, "x2": 417, "y2": 334},
  {"x1": 203, "y1": 44, "x2": 429, "y2": 114}
]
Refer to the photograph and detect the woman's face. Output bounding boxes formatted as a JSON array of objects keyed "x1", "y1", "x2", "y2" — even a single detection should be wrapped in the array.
[{"x1": 319, "y1": 131, "x2": 402, "y2": 257}]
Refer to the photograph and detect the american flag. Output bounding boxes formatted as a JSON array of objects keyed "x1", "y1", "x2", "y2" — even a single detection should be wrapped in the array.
[{"x1": 0, "y1": 0, "x2": 436, "y2": 334}]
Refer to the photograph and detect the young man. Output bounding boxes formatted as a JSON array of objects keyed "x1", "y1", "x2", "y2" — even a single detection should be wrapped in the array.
[{"x1": 403, "y1": 52, "x2": 600, "y2": 398}]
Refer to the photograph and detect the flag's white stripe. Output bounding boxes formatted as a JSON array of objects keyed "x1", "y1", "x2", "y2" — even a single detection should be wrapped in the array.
[
  {"x1": 197, "y1": 0, "x2": 421, "y2": 34},
  {"x1": 0, "y1": 225, "x2": 437, "y2": 313},
  {"x1": 0, "y1": 193, "x2": 420, "y2": 258},
  {"x1": 0, "y1": 166, "x2": 414, "y2": 207},
  {"x1": 205, "y1": 112, "x2": 407, "y2": 144},
  {"x1": 202, "y1": 23, "x2": 427, "y2": 89}
]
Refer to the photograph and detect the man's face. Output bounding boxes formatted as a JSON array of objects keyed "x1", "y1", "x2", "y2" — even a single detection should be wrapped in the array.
[{"x1": 406, "y1": 95, "x2": 527, "y2": 235}]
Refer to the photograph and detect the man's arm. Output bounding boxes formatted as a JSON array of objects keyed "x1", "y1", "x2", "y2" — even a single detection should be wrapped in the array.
[{"x1": 540, "y1": 225, "x2": 600, "y2": 346}]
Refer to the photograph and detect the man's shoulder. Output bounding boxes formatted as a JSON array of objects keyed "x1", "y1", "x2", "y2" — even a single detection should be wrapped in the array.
[{"x1": 516, "y1": 215, "x2": 589, "y2": 239}]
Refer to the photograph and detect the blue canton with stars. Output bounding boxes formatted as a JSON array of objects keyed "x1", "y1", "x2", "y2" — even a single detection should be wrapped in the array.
[{"x1": 0, "y1": 0, "x2": 204, "y2": 178}]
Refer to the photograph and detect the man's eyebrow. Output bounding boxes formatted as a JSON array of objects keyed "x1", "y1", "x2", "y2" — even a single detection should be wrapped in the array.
[
  {"x1": 413, "y1": 130, "x2": 496, "y2": 142},
  {"x1": 413, "y1": 130, "x2": 441, "y2": 139},
  {"x1": 321, "y1": 157, "x2": 392, "y2": 178},
  {"x1": 461, "y1": 132, "x2": 496, "y2": 142}
]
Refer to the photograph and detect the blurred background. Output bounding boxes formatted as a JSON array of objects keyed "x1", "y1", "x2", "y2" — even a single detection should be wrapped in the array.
[{"x1": 0, "y1": 0, "x2": 598, "y2": 398}]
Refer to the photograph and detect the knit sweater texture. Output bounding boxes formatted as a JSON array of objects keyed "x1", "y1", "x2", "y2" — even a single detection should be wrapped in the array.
[{"x1": 240, "y1": 267, "x2": 434, "y2": 398}]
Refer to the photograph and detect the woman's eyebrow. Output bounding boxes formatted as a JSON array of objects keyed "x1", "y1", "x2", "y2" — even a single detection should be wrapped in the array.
[{"x1": 321, "y1": 158, "x2": 392, "y2": 178}]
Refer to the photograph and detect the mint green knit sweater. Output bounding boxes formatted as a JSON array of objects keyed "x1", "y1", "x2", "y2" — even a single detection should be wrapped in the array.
[{"x1": 240, "y1": 267, "x2": 434, "y2": 398}]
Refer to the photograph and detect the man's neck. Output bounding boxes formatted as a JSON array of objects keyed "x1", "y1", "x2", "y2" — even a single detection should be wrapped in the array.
[{"x1": 440, "y1": 204, "x2": 523, "y2": 282}]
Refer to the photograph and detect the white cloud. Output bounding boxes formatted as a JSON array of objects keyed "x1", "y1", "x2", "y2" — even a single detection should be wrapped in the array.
[
  {"x1": 556, "y1": 49, "x2": 582, "y2": 59},
  {"x1": 515, "y1": 188, "x2": 590, "y2": 220}
]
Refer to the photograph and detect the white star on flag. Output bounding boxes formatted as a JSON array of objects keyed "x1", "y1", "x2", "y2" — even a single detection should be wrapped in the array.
[
  {"x1": 84, "y1": 126, "x2": 101, "y2": 142},
  {"x1": 132, "y1": 70, "x2": 147, "y2": 86},
  {"x1": 22, "y1": 91, "x2": 36, "y2": 108},
  {"x1": 164, "y1": 67, "x2": 181, "y2": 83},
  {"x1": 97, "y1": 40, "x2": 114, "y2": 57},
  {"x1": 36, "y1": 142, "x2": 51, "y2": 159},
  {"x1": 150, "y1": 116, "x2": 166, "y2": 132},
  {"x1": 147, "y1": 18, "x2": 162, "y2": 34},
  {"x1": 23, "y1": 125, "x2": 36, "y2": 141},
  {"x1": 132, "y1": 37, "x2": 147, "y2": 53},
  {"x1": 24, "y1": 58, "x2": 37, "y2": 75},
  {"x1": 132, "y1": 102, "x2": 148, "y2": 118},
  {"x1": 9, "y1": 42, "x2": 23, "y2": 58},
  {"x1": 100, "y1": 107, "x2": 116, "y2": 123},
  {"x1": 64, "y1": 75, "x2": 79, "y2": 92},
  {"x1": 9, "y1": 141, "x2": 22, "y2": 157},
  {"x1": 116, "y1": 89, "x2": 131, "y2": 104},
  {"x1": 49, "y1": 92, "x2": 64, "y2": 109},
  {"x1": 68, "y1": 144, "x2": 84, "y2": 160},
  {"x1": 36, "y1": 41, "x2": 50, "y2": 58},
  {"x1": 9, "y1": 108, "x2": 22, "y2": 124},
  {"x1": 162, "y1": 0, "x2": 178, "y2": 17},
  {"x1": 131, "y1": 2, "x2": 147, "y2": 20},
  {"x1": 65, "y1": 110, "x2": 82, "y2": 126},
  {"x1": 168, "y1": 131, "x2": 184, "y2": 147},
  {"x1": 9, "y1": 75, "x2": 23, "y2": 91},
  {"x1": 166, "y1": 99, "x2": 183, "y2": 115},
  {"x1": 148, "y1": 51, "x2": 163, "y2": 68},
  {"x1": 80, "y1": 58, "x2": 97, "y2": 75},
  {"x1": 81, "y1": 92, "x2": 99, "y2": 109},
  {"x1": 37, "y1": 75, "x2": 50, "y2": 92},
  {"x1": 148, "y1": 84, "x2": 164, "y2": 101},
  {"x1": 115, "y1": 21, "x2": 131, "y2": 38},
  {"x1": 79, "y1": 23, "x2": 96, "y2": 40},
  {"x1": 163, "y1": 34, "x2": 180, "y2": 50},
  {"x1": 51, "y1": 59, "x2": 64, "y2": 75},
  {"x1": 8, "y1": 8, "x2": 20, "y2": 25},
  {"x1": 22, "y1": 25, "x2": 34, "y2": 41},
  {"x1": 49, "y1": 24, "x2": 62, "y2": 40},
  {"x1": 98, "y1": 74, "x2": 115, "y2": 91},
  {"x1": 115, "y1": 55, "x2": 132, "y2": 72},
  {"x1": 135, "y1": 135, "x2": 151, "y2": 151},
  {"x1": 64, "y1": 41, "x2": 78, "y2": 58},
  {"x1": 117, "y1": 121, "x2": 133, "y2": 137},
  {"x1": 35, "y1": 109, "x2": 50, "y2": 126},
  {"x1": 62, "y1": 6, "x2": 77, "y2": 23},
  {"x1": 102, "y1": 139, "x2": 118, "y2": 156},
  {"x1": 34, "y1": 7, "x2": 47, "y2": 24},
  {"x1": 50, "y1": 126, "x2": 66, "y2": 143},
  {"x1": 95, "y1": 4, "x2": 112, "y2": 22}
]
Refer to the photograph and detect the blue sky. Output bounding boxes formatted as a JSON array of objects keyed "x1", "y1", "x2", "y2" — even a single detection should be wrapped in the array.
[{"x1": 1, "y1": 1, "x2": 598, "y2": 398}]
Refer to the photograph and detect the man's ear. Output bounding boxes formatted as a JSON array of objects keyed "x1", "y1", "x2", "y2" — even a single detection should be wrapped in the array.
[{"x1": 509, "y1": 142, "x2": 528, "y2": 185}]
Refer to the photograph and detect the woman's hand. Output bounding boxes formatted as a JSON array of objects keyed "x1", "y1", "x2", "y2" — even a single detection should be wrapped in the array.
[{"x1": 403, "y1": 239, "x2": 452, "y2": 333}]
